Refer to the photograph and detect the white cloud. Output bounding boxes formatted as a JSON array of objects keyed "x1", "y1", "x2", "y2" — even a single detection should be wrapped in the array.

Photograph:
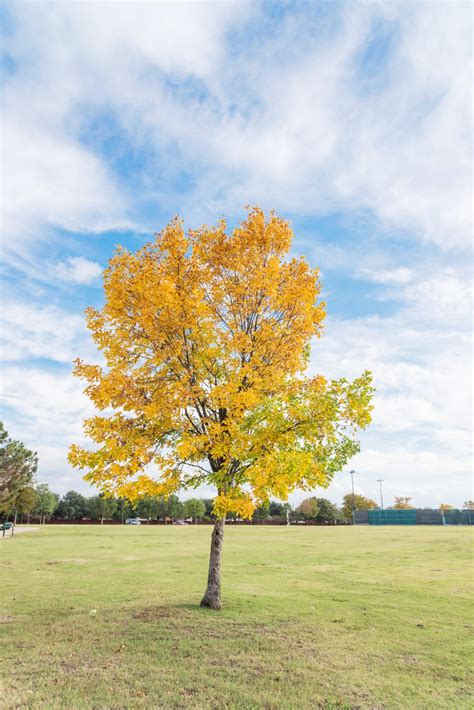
[
  {"x1": 2, "y1": 1, "x2": 470, "y2": 258},
  {"x1": 32, "y1": 445, "x2": 94, "y2": 495},
  {"x1": 0, "y1": 300, "x2": 94, "y2": 363},
  {"x1": 150, "y1": 1, "x2": 470, "y2": 249},
  {"x1": 356, "y1": 267, "x2": 413, "y2": 285},
  {"x1": 52, "y1": 256, "x2": 102, "y2": 285},
  {"x1": 1, "y1": 2, "x2": 249, "y2": 268},
  {"x1": 399, "y1": 270, "x2": 473, "y2": 326},
  {"x1": 1, "y1": 366, "x2": 89, "y2": 437},
  {"x1": 1, "y1": 116, "x2": 128, "y2": 259},
  {"x1": 1, "y1": 365, "x2": 95, "y2": 495}
]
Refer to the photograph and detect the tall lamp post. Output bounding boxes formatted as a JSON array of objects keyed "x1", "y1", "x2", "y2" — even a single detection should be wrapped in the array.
[
  {"x1": 350, "y1": 469, "x2": 356, "y2": 525},
  {"x1": 377, "y1": 479, "x2": 384, "y2": 511}
]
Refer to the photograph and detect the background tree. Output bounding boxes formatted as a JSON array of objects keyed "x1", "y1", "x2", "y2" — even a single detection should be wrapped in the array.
[
  {"x1": 112, "y1": 497, "x2": 136, "y2": 523},
  {"x1": 296, "y1": 498, "x2": 319, "y2": 520},
  {"x1": 313, "y1": 497, "x2": 341, "y2": 524},
  {"x1": 89, "y1": 494, "x2": 117, "y2": 524},
  {"x1": 269, "y1": 500, "x2": 284, "y2": 517},
  {"x1": 253, "y1": 502, "x2": 270, "y2": 522},
  {"x1": 439, "y1": 503, "x2": 453, "y2": 513},
  {"x1": 14, "y1": 486, "x2": 37, "y2": 524},
  {"x1": 56, "y1": 490, "x2": 89, "y2": 520},
  {"x1": 135, "y1": 495, "x2": 160, "y2": 523},
  {"x1": 463, "y1": 501, "x2": 474, "y2": 510},
  {"x1": 392, "y1": 497, "x2": 414, "y2": 510},
  {"x1": 34, "y1": 484, "x2": 58, "y2": 524},
  {"x1": 0, "y1": 422, "x2": 38, "y2": 512},
  {"x1": 0, "y1": 486, "x2": 38, "y2": 525},
  {"x1": 70, "y1": 208, "x2": 374, "y2": 609},
  {"x1": 202, "y1": 499, "x2": 216, "y2": 521},
  {"x1": 183, "y1": 498, "x2": 206, "y2": 523},
  {"x1": 341, "y1": 493, "x2": 377, "y2": 520},
  {"x1": 165, "y1": 494, "x2": 183, "y2": 522}
]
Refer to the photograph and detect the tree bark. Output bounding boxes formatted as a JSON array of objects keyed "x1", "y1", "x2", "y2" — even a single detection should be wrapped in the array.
[{"x1": 200, "y1": 517, "x2": 225, "y2": 610}]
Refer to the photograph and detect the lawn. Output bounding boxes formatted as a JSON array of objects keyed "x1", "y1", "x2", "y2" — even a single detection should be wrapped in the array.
[{"x1": 1, "y1": 525, "x2": 473, "y2": 709}]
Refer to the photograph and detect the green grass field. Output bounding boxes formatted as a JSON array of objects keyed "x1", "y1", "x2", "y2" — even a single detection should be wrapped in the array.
[{"x1": 1, "y1": 525, "x2": 473, "y2": 709}]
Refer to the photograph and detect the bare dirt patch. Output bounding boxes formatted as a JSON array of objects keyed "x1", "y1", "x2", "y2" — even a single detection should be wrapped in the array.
[{"x1": 132, "y1": 606, "x2": 179, "y2": 621}]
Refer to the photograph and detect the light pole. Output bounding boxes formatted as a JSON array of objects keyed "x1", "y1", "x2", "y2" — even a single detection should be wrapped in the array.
[
  {"x1": 350, "y1": 469, "x2": 356, "y2": 525},
  {"x1": 377, "y1": 479, "x2": 384, "y2": 511}
]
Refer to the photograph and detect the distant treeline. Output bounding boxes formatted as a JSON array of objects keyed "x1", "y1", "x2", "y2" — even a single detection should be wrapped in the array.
[
  {"x1": 3, "y1": 482, "x2": 472, "y2": 526},
  {"x1": 3, "y1": 487, "x2": 361, "y2": 525}
]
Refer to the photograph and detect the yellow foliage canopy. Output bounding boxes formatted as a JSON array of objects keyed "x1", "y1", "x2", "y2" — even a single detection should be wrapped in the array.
[{"x1": 69, "y1": 208, "x2": 374, "y2": 517}]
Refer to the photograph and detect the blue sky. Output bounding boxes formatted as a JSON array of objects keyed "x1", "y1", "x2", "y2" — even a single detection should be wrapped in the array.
[{"x1": 1, "y1": 1, "x2": 472, "y2": 507}]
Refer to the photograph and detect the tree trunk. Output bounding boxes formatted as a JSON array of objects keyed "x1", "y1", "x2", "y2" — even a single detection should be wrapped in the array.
[
  {"x1": 13, "y1": 509, "x2": 18, "y2": 526},
  {"x1": 101, "y1": 515, "x2": 104, "y2": 525},
  {"x1": 200, "y1": 517, "x2": 225, "y2": 610}
]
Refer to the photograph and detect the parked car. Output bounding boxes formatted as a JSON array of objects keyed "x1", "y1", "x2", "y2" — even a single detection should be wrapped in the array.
[
  {"x1": 173, "y1": 520, "x2": 189, "y2": 525},
  {"x1": 125, "y1": 518, "x2": 141, "y2": 525}
]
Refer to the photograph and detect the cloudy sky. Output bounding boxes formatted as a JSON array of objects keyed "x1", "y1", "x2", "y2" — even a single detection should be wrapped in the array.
[{"x1": 1, "y1": 1, "x2": 472, "y2": 507}]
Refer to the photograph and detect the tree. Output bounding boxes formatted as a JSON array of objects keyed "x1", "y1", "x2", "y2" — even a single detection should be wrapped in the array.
[
  {"x1": 313, "y1": 497, "x2": 341, "y2": 524},
  {"x1": 202, "y1": 499, "x2": 216, "y2": 521},
  {"x1": 269, "y1": 500, "x2": 284, "y2": 517},
  {"x1": 1, "y1": 486, "x2": 38, "y2": 525},
  {"x1": 296, "y1": 498, "x2": 319, "y2": 520},
  {"x1": 0, "y1": 422, "x2": 38, "y2": 511},
  {"x1": 183, "y1": 498, "x2": 206, "y2": 523},
  {"x1": 56, "y1": 490, "x2": 89, "y2": 520},
  {"x1": 14, "y1": 486, "x2": 37, "y2": 524},
  {"x1": 89, "y1": 494, "x2": 117, "y2": 524},
  {"x1": 113, "y1": 497, "x2": 136, "y2": 523},
  {"x1": 295, "y1": 496, "x2": 340, "y2": 523},
  {"x1": 463, "y1": 501, "x2": 474, "y2": 510},
  {"x1": 439, "y1": 503, "x2": 453, "y2": 513},
  {"x1": 253, "y1": 502, "x2": 270, "y2": 522},
  {"x1": 136, "y1": 495, "x2": 161, "y2": 523},
  {"x1": 69, "y1": 208, "x2": 374, "y2": 609},
  {"x1": 34, "y1": 484, "x2": 58, "y2": 524},
  {"x1": 392, "y1": 497, "x2": 414, "y2": 510},
  {"x1": 167, "y1": 494, "x2": 184, "y2": 522},
  {"x1": 341, "y1": 493, "x2": 377, "y2": 520}
]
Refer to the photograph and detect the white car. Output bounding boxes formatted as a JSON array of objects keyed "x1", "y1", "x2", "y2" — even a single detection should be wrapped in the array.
[{"x1": 125, "y1": 518, "x2": 141, "y2": 525}]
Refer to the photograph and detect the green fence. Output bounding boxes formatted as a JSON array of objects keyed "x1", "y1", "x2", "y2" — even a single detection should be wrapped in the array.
[
  {"x1": 440, "y1": 509, "x2": 473, "y2": 525},
  {"x1": 365, "y1": 509, "x2": 473, "y2": 525},
  {"x1": 368, "y1": 509, "x2": 417, "y2": 525}
]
